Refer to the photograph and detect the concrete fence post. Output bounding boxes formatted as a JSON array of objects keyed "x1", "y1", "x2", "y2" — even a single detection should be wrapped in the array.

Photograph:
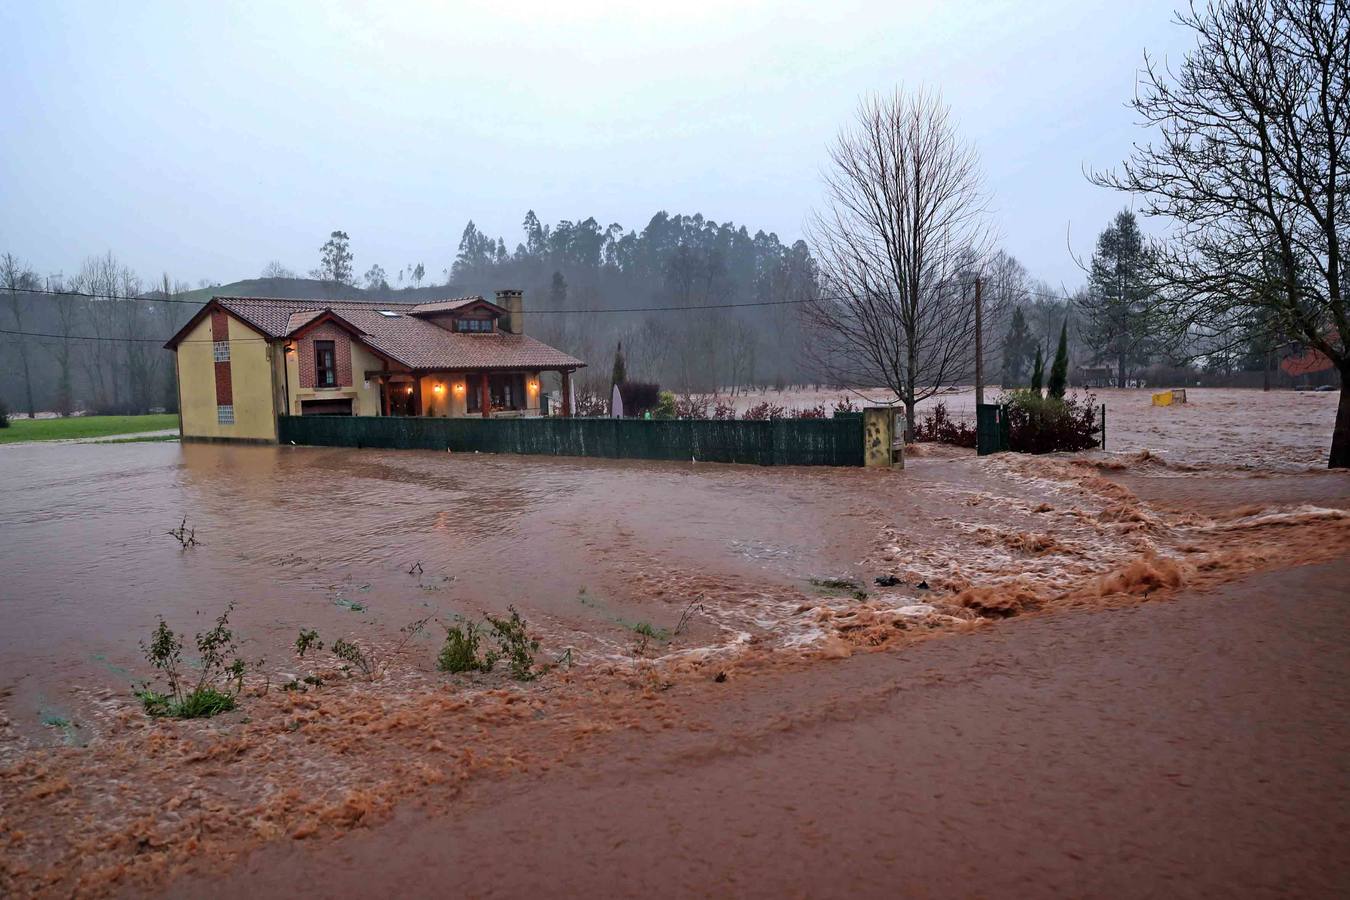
[{"x1": 863, "y1": 407, "x2": 896, "y2": 468}]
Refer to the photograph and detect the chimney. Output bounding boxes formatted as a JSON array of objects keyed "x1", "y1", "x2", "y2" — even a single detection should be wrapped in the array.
[{"x1": 496, "y1": 289, "x2": 524, "y2": 335}]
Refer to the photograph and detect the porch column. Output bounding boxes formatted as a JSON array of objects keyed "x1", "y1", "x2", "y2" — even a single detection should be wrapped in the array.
[
  {"x1": 413, "y1": 376, "x2": 423, "y2": 417},
  {"x1": 561, "y1": 369, "x2": 572, "y2": 418},
  {"x1": 379, "y1": 376, "x2": 389, "y2": 417},
  {"x1": 480, "y1": 372, "x2": 491, "y2": 418}
]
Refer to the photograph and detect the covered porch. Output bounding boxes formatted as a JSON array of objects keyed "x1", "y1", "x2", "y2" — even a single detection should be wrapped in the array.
[{"x1": 365, "y1": 367, "x2": 578, "y2": 418}]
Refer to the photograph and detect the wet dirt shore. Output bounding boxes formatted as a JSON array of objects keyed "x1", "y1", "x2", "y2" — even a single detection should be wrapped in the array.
[
  {"x1": 2, "y1": 390, "x2": 1348, "y2": 897},
  {"x1": 181, "y1": 559, "x2": 1350, "y2": 899}
]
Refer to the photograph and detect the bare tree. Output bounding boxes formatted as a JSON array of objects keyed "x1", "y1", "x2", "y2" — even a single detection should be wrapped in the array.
[
  {"x1": 805, "y1": 88, "x2": 992, "y2": 440},
  {"x1": 45, "y1": 274, "x2": 77, "y2": 415},
  {"x1": 1, "y1": 253, "x2": 39, "y2": 417},
  {"x1": 260, "y1": 260, "x2": 295, "y2": 279},
  {"x1": 1092, "y1": 0, "x2": 1349, "y2": 467}
]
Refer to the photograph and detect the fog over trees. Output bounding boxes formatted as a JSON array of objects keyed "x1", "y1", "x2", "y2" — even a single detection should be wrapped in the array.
[{"x1": 0, "y1": 195, "x2": 1319, "y2": 419}]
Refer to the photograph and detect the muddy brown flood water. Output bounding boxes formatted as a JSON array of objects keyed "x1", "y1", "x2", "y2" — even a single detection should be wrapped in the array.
[
  {"x1": 0, "y1": 441, "x2": 887, "y2": 741},
  {"x1": 1, "y1": 389, "x2": 1348, "y2": 897}
]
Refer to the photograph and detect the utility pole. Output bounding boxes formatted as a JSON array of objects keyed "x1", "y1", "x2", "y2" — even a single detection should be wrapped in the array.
[{"x1": 974, "y1": 276, "x2": 984, "y2": 406}]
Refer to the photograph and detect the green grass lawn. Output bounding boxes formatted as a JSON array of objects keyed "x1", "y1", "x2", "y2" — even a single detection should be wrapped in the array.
[{"x1": 0, "y1": 413, "x2": 179, "y2": 444}]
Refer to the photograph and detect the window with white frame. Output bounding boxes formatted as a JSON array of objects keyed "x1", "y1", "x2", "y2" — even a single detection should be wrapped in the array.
[
  {"x1": 217, "y1": 404, "x2": 234, "y2": 425},
  {"x1": 213, "y1": 341, "x2": 230, "y2": 362}
]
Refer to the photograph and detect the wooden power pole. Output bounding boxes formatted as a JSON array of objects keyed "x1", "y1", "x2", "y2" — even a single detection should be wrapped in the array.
[{"x1": 974, "y1": 276, "x2": 984, "y2": 406}]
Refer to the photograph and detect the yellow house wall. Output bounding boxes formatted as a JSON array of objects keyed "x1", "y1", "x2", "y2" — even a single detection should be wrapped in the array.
[
  {"x1": 284, "y1": 338, "x2": 385, "y2": 415},
  {"x1": 418, "y1": 373, "x2": 469, "y2": 417},
  {"x1": 176, "y1": 314, "x2": 278, "y2": 442}
]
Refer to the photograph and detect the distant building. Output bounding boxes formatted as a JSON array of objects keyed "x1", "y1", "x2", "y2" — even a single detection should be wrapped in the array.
[
  {"x1": 1076, "y1": 365, "x2": 1114, "y2": 388},
  {"x1": 164, "y1": 290, "x2": 585, "y2": 443},
  {"x1": 1280, "y1": 344, "x2": 1335, "y2": 377}
]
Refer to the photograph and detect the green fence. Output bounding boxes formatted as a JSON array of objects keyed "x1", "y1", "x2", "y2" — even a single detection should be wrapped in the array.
[
  {"x1": 976, "y1": 403, "x2": 1011, "y2": 456},
  {"x1": 278, "y1": 415, "x2": 864, "y2": 466}
]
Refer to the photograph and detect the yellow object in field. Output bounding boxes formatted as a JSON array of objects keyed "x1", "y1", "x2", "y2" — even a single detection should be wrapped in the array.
[{"x1": 1152, "y1": 389, "x2": 1187, "y2": 407}]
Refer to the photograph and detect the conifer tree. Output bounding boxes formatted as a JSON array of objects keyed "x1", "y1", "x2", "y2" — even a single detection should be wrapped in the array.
[
  {"x1": 1048, "y1": 320, "x2": 1069, "y2": 399},
  {"x1": 611, "y1": 342, "x2": 627, "y2": 387},
  {"x1": 1029, "y1": 346, "x2": 1044, "y2": 395},
  {"x1": 1000, "y1": 306, "x2": 1036, "y2": 387}
]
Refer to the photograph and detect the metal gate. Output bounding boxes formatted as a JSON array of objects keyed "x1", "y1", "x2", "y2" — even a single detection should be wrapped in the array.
[{"x1": 976, "y1": 403, "x2": 1010, "y2": 456}]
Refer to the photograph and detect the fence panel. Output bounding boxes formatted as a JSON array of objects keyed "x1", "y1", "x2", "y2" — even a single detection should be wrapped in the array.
[{"x1": 278, "y1": 415, "x2": 863, "y2": 466}]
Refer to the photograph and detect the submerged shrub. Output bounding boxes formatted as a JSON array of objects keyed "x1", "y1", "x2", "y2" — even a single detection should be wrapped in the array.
[
  {"x1": 485, "y1": 607, "x2": 540, "y2": 681},
  {"x1": 1003, "y1": 390, "x2": 1101, "y2": 454},
  {"x1": 913, "y1": 402, "x2": 976, "y2": 448},
  {"x1": 295, "y1": 628, "x2": 323, "y2": 658},
  {"x1": 137, "y1": 604, "x2": 245, "y2": 719},
  {"x1": 832, "y1": 396, "x2": 859, "y2": 415},
  {"x1": 742, "y1": 401, "x2": 786, "y2": 420},
  {"x1": 437, "y1": 621, "x2": 491, "y2": 674},
  {"x1": 330, "y1": 637, "x2": 376, "y2": 678},
  {"x1": 436, "y1": 609, "x2": 540, "y2": 680},
  {"x1": 674, "y1": 393, "x2": 710, "y2": 419}
]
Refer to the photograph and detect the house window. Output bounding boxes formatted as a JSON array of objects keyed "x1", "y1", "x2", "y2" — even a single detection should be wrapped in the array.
[
  {"x1": 213, "y1": 341, "x2": 230, "y2": 362},
  {"x1": 315, "y1": 340, "x2": 336, "y2": 387},
  {"x1": 467, "y1": 376, "x2": 481, "y2": 412},
  {"x1": 489, "y1": 373, "x2": 526, "y2": 410},
  {"x1": 455, "y1": 318, "x2": 493, "y2": 333},
  {"x1": 217, "y1": 404, "x2": 234, "y2": 425}
]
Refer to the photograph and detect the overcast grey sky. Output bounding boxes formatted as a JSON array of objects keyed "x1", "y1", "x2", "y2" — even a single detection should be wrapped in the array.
[{"x1": 1, "y1": 0, "x2": 1193, "y2": 290}]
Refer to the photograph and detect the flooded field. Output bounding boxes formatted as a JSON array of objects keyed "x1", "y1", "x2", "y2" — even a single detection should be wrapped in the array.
[
  {"x1": 721, "y1": 385, "x2": 1341, "y2": 469},
  {"x1": 1, "y1": 388, "x2": 1347, "y2": 896}
]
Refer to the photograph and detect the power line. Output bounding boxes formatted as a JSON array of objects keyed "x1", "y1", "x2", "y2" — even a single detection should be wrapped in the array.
[
  {"x1": 2, "y1": 280, "x2": 1082, "y2": 311},
  {"x1": 0, "y1": 280, "x2": 1081, "y2": 345},
  {"x1": 0, "y1": 327, "x2": 263, "y2": 345},
  {"x1": 3, "y1": 284, "x2": 838, "y2": 314}
]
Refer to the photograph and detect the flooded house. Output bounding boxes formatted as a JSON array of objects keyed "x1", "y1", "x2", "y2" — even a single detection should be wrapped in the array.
[{"x1": 164, "y1": 290, "x2": 585, "y2": 443}]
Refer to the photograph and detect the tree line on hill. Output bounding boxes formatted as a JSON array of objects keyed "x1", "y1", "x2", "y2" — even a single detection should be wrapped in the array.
[{"x1": 0, "y1": 201, "x2": 1318, "y2": 419}]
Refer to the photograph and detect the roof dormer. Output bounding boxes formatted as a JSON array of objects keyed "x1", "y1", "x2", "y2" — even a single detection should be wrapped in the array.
[{"x1": 408, "y1": 296, "x2": 507, "y2": 334}]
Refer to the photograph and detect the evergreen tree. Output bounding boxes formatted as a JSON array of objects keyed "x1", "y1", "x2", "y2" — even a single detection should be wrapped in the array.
[
  {"x1": 1030, "y1": 346, "x2": 1044, "y2": 394},
  {"x1": 549, "y1": 271, "x2": 568, "y2": 307},
  {"x1": 1048, "y1": 320, "x2": 1069, "y2": 399},
  {"x1": 451, "y1": 221, "x2": 497, "y2": 281},
  {"x1": 1000, "y1": 306, "x2": 1036, "y2": 387},
  {"x1": 611, "y1": 342, "x2": 627, "y2": 386},
  {"x1": 1081, "y1": 210, "x2": 1157, "y2": 387}
]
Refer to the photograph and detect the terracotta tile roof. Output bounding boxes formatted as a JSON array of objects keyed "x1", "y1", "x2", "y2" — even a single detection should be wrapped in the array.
[
  {"x1": 408, "y1": 297, "x2": 492, "y2": 315},
  {"x1": 214, "y1": 296, "x2": 585, "y2": 372},
  {"x1": 284, "y1": 310, "x2": 327, "y2": 334}
]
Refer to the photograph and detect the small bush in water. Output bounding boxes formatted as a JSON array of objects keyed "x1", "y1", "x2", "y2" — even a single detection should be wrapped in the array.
[
  {"x1": 294, "y1": 628, "x2": 323, "y2": 658},
  {"x1": 136, "y1": 604, "x2": 245, "y2": 719},
  {"x1": 437, "y1": 621, "x2": 492, "y2": 674},
  {"x1": 438, "y1": 609, "x2": 539, "y2": 680},
  {"x1": 1003, "y1": 390, "x2": 1101, "y2": 454},
  {"x1": 330, "y1": 637, "x2": 376, "y2": 678},
  {"x1": 914, "y1": 402, "x2": 976, "y2": 448},
  {"x1": 486, "y1": 607, "x2": 541, "y2": 681}
]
